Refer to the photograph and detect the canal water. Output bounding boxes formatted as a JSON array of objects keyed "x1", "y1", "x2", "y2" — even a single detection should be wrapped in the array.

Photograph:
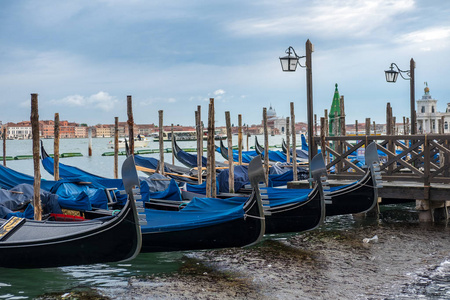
[{"x1": 0, "y1": 136, "x2": 449, "y2": 299}]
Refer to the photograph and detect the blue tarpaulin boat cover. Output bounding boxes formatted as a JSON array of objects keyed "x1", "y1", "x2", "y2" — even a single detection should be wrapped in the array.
[
  {"x1": 176, "y1": 149, "x2": 208, "y2": 168},
  {"x1": 140, "y1": 195, "x2": 248, "y2": 233},
  {"x1": 0, "y1": 164, "x2": 152, "y2": 211},
  {"x1": 186, "y1": 179, "x2": 220, "y2": 195},
  {"x1": 42, "y1": 156, "x2": 105, "y2": 180},
  {"x1": 0, "y1": 183, "x2": 62, "y2": 219}
]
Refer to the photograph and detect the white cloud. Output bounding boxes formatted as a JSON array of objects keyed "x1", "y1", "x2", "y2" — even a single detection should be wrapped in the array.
[
  {"x1": 167, "y1": 98, "x2": 177, "y2": 103},
  {"x1": 213, "y1": 89, "x2": 226, "y2": 96},
  {"x1": 396, "y1": 26, "x2": 450, "y2": 51},
  {"x1": 227, "y1": 0, "x2": 414, "y2": 38},
  {"x1": 50, "y1": 91, "x2": 118, "y2": 112}
]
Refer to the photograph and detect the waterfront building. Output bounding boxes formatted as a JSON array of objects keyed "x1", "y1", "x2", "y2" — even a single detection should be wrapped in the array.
[
  {"x1": 263, "y1": 105, "x2": 287, "y2": 134},
  {"x1": 416, "y1": 83, "x2": 448, "y2": 133}
]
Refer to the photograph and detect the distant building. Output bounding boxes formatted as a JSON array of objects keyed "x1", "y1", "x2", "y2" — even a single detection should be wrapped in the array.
[
  {"x1": 416, "y1": 83, "x2": 448, "y2": 133},
  {"x1": 264, "y1": 105, "x2": 287, "y2": 134}
]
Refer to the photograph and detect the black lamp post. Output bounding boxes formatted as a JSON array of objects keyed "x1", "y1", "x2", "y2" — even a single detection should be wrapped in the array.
[
  {"x1": 279, "y1": 40, "x2": 315, "y2": 170},
  {"x1": 384, "y1": 59, "x2": 416, "y2": 134}
]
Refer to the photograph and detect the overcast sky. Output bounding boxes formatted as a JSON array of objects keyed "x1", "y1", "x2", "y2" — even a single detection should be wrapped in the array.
[{"x1": 1, "y1": 0, "x2": 449, "y2": 127}]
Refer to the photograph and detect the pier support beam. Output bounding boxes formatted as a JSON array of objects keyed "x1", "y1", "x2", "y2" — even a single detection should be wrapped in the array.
[{"x1": 416, "y1": 200, "x2": 450, "y2": 223}]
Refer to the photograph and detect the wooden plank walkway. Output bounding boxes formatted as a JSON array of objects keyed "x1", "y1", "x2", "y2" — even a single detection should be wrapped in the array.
[{"x1": 288, "y1": 180, "x2": 450, "y2": 202}]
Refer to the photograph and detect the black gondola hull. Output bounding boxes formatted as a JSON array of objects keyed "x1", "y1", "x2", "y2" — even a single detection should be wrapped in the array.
[
  {"x1": 264, "y1": 187, "x2": 323, "y2": 234},
  {"x1": 141, "y1": 192, "x2": 264, "y2": 252},
  {"x1": 0, "y1": 197, "x2": 141, "y2": 269},
  {"x1": 325, "y1": 170, "x2": 377, "y2": 216}
]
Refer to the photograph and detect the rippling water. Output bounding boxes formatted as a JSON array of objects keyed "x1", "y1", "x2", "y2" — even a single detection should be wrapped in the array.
[{"x1": 0, "y1": 137, "x2": 449, "y2": 299}]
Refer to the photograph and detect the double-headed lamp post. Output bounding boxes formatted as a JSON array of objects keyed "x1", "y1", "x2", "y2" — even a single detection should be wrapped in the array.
[
  {"x1": 279, "y1": 40, "x2": 315, "y2": 169},
  {"x1": 384, "y1": 58, "x2": 416, "y2": 135}
]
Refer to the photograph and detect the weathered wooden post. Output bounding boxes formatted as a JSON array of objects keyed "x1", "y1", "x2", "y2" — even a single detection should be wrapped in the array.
[
  {"x1": 54, "y1": 113, "x2": 60, "y2": 181},
  {"x1": 246, "y1": 125, "x2": 249, "y2": 152},
  {"x1": 197, "y1": 105, "x2": 203, "y2": 183},
  {"x1": 195, "y1": 110, "x2": 202, "y2": 183},
  {"x1": 305, "y1": 39, "x2": 315, "y2": 159},
  {"x1": 158, "y1": 110, "x2": 164, "y2": 175},
  {"x1": 211, "y1": 99, "x2": 216, "y2": 198},
  {"x1": 114, "y1": 117, "x2": 119, "y2": 179},
  {"x1": 386, "y1": 103, "x2": 394, "y2": 175},
  {"x1": 127, "y1": 95, "x2": 134, "y2": 155},
  {"x1": 31, "y1": 93, "x2": 42, "y2": 221},
  {"x1": 290, "y1": 102, "x2": 298, "y2": 181},
  {"x1": 314, "y1": 114, "x2": 317, "y2": 136},
  {"x1": 324, "y1": 109, "x2": 329, "y2": 165},
  {"x1": 320, "y1": 117, "x2": 326, "y2": 158},
  {"x1": 286, "y1": 117, "x2": 290, "y2": 163},
  {"x1": 238, "y1": 114, "x2": 243, "y2": 165},
  {"x1": 206, "y1": 103, "x2": 212, "y2": 197},
  {"x1": 403, "y1": 116, "x2": 407, "y2": 135},
  {"x1": 206, "y1": 99, "x2": 216, "y2": 197},
  {"x1": 373, "y1": 121, "x2": 376, "y2": 135},
  {"x1": 225, "y1": 111, "x2": 234, "y2": 193},
  {"x1": 406, "y1": 118, "x2": 410, "y2": 135},
  {"x1": 171, "y1": 124, "x2": 175, "y2": 165},
  {"x1": 340, "y1": 96, "x2": 346, "y2": 136},
  {"x1": 2, "y1": 126, "x2": 6, "y2": 166},
  {"x1": 393, "y1": 117, "x2": 397, "y2": 135},
  {"x1": 88, "y1": 127, "x2": 92, "y2": 156},
  {"x1": 339, "y1": 98, "x2": 347, "y2": 173},
  {"x1": 263, "y1": 107, "x2": 269, "y2": 184},
  {"x1": 365, "y1": 118, "x2": 371, "y2": 135},
  {"x1": 355, "y1": 120, "x2": 359, "y2": 136}
]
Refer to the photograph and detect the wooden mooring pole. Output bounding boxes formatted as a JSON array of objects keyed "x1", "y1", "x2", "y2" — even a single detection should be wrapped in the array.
[
  {"x1": 290, "y1": 102, "x2": 298, "y2": 181},
  {"x1": 159, "y1": 110, "x2": 164, "y2": 175},
  {"x1": 286, "y1": 117, "x2": 290, "y2": 163},
  {"x1": 171, "y1": 124, "x2": 175, "y2": 166},
  {"x1": 238, "y1": 114, "x2": 243, "y2": 165},
  {"x1": 365, "y1": 118, "x2": 371, "y2": 135},
  {"x1": 206, "y1": 98, "x2": 216, "y2": 198},
  {"x1": 225, "y1": 111, "x2": 234, "y2": 193},
  {"x1": 127, "y1": 95, "x2": 134, "y2": 155},
  {"x1": 2, "y1": 126, "x2": 6, "y2": 166},
  {"x1": 263, "y1": 107, "x2": 269, "y2": 185},
  {"x1": 114, "y1": 117, "x2": 119, "y2": 179},
  {"x1": 88, "y1": 127, "x2": 92, "y2": 156},
  {"x1": 195, "y1": 107, "x2": 202, "y2": 184},
  {"x1": 54, "y1": 113, "x2": 60, "y2": 181},
  {"x1": 31, "y1": 93, "x2": 42, "y2": 221}
]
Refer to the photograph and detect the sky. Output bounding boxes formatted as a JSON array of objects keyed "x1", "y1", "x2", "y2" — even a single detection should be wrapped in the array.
[{"x1": 1, "y1": 0, "x2": 450, "y2": 128}]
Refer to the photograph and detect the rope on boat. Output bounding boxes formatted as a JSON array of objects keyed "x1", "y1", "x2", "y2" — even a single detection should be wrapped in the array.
[{"x1": 243, "y1": 214, "x2": 265, "y2": 220}]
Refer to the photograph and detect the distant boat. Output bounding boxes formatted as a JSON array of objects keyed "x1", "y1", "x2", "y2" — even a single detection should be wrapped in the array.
[{"x1": 109, "y1": 137, "x2": 149, "y2": 149}]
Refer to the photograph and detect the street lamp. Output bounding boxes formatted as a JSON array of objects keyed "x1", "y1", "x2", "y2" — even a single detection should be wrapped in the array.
[
  {"x1": 279, "y1": 40, "x2": 315, "y2": 176},
  {"x1": 384, "y1": 59, "x2": 416, "y2": 134},
  {"x1": 279, "y1": 46, "x2": 305, "y2": 72}
]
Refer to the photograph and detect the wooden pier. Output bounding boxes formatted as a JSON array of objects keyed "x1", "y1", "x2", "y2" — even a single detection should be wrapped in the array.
[{"x1": 289, "y1": 134, "x2": 450, "y2": 221}]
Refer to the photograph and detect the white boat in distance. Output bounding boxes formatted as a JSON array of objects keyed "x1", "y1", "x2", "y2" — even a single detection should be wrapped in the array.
[{"x1": 108, "y1": 137, "x2": 149, "y2": 149}]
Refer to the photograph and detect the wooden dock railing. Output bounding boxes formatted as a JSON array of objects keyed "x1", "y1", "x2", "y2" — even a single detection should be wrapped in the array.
[{"x1": 313, "y1": 134, "x2": 450, "y2": 185}]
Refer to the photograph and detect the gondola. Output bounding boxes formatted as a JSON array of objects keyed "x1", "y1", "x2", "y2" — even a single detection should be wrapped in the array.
[
  {"x1": 145, "y1": 154, "x2": 328, "y2": 235},
  {"x1": 322, "y1": 142, "x2": 382, "y2": 216},
  {"x1": 0, "y1": 156, "x2": 142, "y2": 269},
  {"x1": 172, "y1": 136, "x2": 227, "y2": 169},
  {"x1": 139, "y1": 155, "x2": 266, "y2": 252},
  {"x1": 218, "y1": 139, "x2": 255, "y2": 164},
  {"x1": 281, "y1": 138, "x2": 309, "y2": 160},
  {"x1": 40, "y1": 144, "x2": 267, "y2": 252},
  {"x1": 255, "y1": 136, "x2": 306, "y2": 163},
  {"x1": 262, "y1": 153, "x2": 327, "y2": 234},
  {"x1": 263, "y1": 141, "x2": 382, "y2": 217}
]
